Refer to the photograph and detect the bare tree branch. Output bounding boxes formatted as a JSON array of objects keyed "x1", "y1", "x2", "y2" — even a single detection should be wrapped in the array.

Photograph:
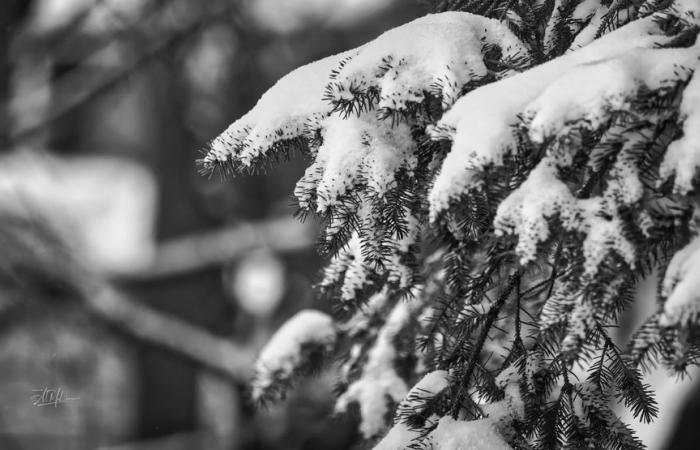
[
  {"x1": 0, "y1": 212, "x2": 257, "y2": 382},
  {"x1": 7, "y1": 2, "x2": 242, "y2": 148},
  {"x1": 82, "y1": 282, "x2": 255, "y2": 382},
  {"x1": 113, "y1": 216, "x2": 315, "y2": 281}
]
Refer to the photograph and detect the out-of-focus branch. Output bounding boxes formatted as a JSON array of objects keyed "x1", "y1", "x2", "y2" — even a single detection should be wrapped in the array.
[
  {"x1": 114, "y1": 216, "x2": 315, "y2": 281},
  {"x1": 76, "y1": 219, "x2": 315, "y2": 380},
  {"x1": 8, "y1": 3, "x2": 242, "y2": 148},
  {"x1": 82, "y1": 282, "x2": 254, "y2": 382},
  {"x1": 0, "y1": 213, "x2": 256, "y2": 382},
  {"x1": 85, "y1": 218, "x2": 314, "y2": 376}
]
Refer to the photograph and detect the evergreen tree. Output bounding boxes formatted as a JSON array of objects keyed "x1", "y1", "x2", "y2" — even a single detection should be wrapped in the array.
[{"x1": 200, "y1": 1, "x2": 700, "y2": 448}]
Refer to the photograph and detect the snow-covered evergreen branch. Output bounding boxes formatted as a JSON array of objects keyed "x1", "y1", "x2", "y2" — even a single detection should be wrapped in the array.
[{"x1": 202, "y1": 1, "x2": 700, "y2": 448}]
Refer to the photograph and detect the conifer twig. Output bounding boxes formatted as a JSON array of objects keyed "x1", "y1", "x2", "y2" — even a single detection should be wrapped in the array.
[{"x1": 451, "y1": 271, "x2": 522, "y2": 417}]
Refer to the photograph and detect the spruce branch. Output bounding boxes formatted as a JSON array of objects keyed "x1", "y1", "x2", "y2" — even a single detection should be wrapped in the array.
[
  {"x1": 201, "y1": 2, "x2": 700, "y2": 448},
  {"x1": 450, "y1": 271, "x2": 522, "y2": 417}
]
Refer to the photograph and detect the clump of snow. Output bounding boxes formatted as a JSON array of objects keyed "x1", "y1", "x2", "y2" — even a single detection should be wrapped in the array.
[
  {"x1": 340, "y1": 234, "x2": 372, "y2": 301},
  {"x1": 339, "y1": 289, "x2": 392, "y2": 381},
  {"x1": 491, "y1": 366, "x2": 525, "y2": 422},
  {"x1": 253, "y1": 309, "x2": 337, "y2": 400},
  {"x1": 672, "y1": 0, "x2": 700, "y2": 23},
  {"x1": 326, "y1": 12, "x2": 528, "y2": 113},
  {"x1": 543, "y1": 0, "x2": 568, "y2": 55},
  {"x1": 494, "y1": 159, "x2": 578, "y2": 263},
  {"x1": 428, "y1": 416, "x2": 513, "y2": 450},
  {"x1": 482, "y1": 43, "x2": 685, "y2": 269},
  {"x1": 373, "y1": 419, "x2": 421, "y2": 450},
  {"x1": 364, "y1": 125, "x2": 418, "y2": 197},
  {"x1": 203, "y1": 51, "x2": 352, "y2": 170},
  {"x1": 566, "y1": 3, "x2": 610, "y2": 52},
  {"x1": 291, "y1": 107, "x2": 421, "y2": 302},
  {"x1": 297, "y1": 112, "x2": 417, "y2": 213},
  {"x1": 344, "y1": 289, "x2": 392, "y2": 336},
  {"x1": 524, "y1": 350, "x2": 547, "y2": 393},
  {"x1": 307, "y1": 115, "x2": 369, "y2": 212},
  {"x1": 336, "y1": 300, "x2": 419, "y2": 437},
  {"x1": 526, "y1": 46, "x2": 699, "y2": 144},
  {"x1": 581, "y1": 215, "x2": 636, "y2": 276},
  {"x1": 659, "y1": 66, "x2": 700, "y2": 194},
  {"x1": 413, "y1": 366, "x2": 523, "y2": 450},
  {"x1": 493, "y1": 154, "x2": 636, "y2": 272},
  {"x1": 373, "y1": 370, "x2": 449, "y2": 450},
  {"x1": 206, "y1": 11, "x2": 529, "y2": 174},
  {"x1": 659, "y1": 237, "x2": 700, "y2": 327},
  {"x1": 428, "y1": 13, "x2": 682, "y2": 220},
  {"x1": 316, "y1": 233, "x2": 381, "y2": 304},
  {"x1": 410, "y1": 370, "x2": 449, "y2": 399},
  {"x1": 546, "y1": 0, "x2": 627, "y2": 55}
]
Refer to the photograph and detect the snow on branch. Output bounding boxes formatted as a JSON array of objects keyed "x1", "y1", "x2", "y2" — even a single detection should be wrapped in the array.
[
  {"x1": 379, "y1": 366, "x2": 525, "y2": 450},
  {"x1": 427, "y1": 12, "x2": 696, "y2": 219},
  {"x1": 427, "y1": 416, "x2": 513, "y2": 450},
  {"x1": 336, "y1": 297, "x2": 423, "y2": 438},
  {"x1": 202, "y1": 52, "x2": 350, "y2": 173},
  {"x1": 202, "y1": 11, "x2": 529, "y2": 176},
  {"x1": 252, "y1": 309, "x2": 338, "y2": 403},
  {"x1": 295, "y1": 113, "x2": 418, "y2": 214},
  {"x1": 324, "y1": 12, "x2": 529, "y2": 115},
  {"x1": 660, "y1": 236, "x2": 700, "y2": 327},
  {"x1": 659, "y1": 66, "x2": 700, "y2": 193},
  {"x1": 374, "y1": 370, "x2": 449, "y2": 450},
  {"x1": 203, "y1": 1, "x2": 700, "y2": 448}
]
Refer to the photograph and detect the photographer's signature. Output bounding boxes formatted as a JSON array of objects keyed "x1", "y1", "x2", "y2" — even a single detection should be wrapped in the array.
[{"x1": 30, "y1": 387, "x2": 79, "y2": 407}]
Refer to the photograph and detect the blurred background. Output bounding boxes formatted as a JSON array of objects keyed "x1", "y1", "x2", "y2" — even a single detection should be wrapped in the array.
[
  {"x1": 0, "y1": 0, "x2": 428, "y2": 449},
  {"x1": 1, "y1": 1, "x2": 700, "y2": 449}
]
